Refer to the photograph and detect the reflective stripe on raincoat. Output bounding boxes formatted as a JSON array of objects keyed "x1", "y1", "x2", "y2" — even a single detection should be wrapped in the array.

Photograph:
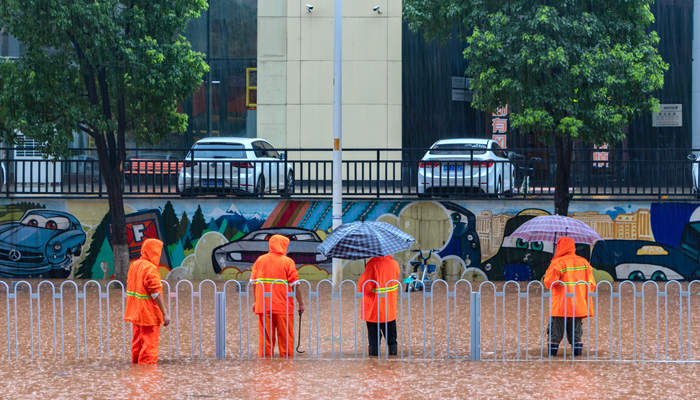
[
  {"x1": 124, "y1": 238, "x2": 164, "y2": 326},
  {"x1": 543, "y1": 236, "x2": 596, "y2": 318},
  {"x1": 251, "y1": 234, "x2": 298, "y2": 315},
  {"x1": 358, "y1": 255, "x2": 400, "y2": 323}
]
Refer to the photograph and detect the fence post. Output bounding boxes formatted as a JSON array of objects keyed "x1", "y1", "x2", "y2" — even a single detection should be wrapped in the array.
[
  {"x1": 470, "y1": 291, "x2": 481, "y2": 361},
  {"x1": 215, "y1": 291, "x2": 226, "y2": 359}
]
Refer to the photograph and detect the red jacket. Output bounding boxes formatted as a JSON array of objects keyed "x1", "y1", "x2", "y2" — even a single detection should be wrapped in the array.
[
  {"x1": 543, "y1": 237, "x2": 596, "y2": 318},
  {"x1": 124, "y1": 238, "x2": 164, "y2": 326},
  {"x1": 251, "y1": 235, "x2": 299, "y2": 314},
  {"x1": 358, "y1": 255, "x2": 400, "y2": 323}
]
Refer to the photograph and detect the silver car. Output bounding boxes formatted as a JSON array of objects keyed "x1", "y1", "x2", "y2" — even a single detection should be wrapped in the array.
[
  {"x1": 177, "y1": 137, "x2": 294, "y2": 196},
  {"x1": 417, "y1": 138, "x2": 515, "y2": 196}
]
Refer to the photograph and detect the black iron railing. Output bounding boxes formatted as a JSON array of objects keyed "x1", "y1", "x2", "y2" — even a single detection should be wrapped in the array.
[{"x1": 0, "y1": 147, "x2": 697, "y2": 200}]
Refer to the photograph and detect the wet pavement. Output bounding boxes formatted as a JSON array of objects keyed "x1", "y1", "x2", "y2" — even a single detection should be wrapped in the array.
[{"x1": 1, "y1": 359, "x2": 698, "y2": 399}]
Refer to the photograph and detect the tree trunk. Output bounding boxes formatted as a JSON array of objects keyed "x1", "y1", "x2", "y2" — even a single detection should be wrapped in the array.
[
  {"x1": 101, "y1": 152, "x2": 129, "y2": 283},
  {"x1": 554, "y1": 135, "x2": 573, "y2": 216}
]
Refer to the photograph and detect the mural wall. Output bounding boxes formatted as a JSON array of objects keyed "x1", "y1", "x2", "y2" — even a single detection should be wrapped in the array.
[{"x1": 0, "y1": 198, "x2": 699, "y2": 282}]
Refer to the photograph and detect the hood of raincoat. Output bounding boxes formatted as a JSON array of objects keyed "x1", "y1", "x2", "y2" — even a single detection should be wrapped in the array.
[
  {"x1": 552, "y1": 236, "x2": 576, "y2": 259},
  {"x1": 140, "y1": 238, "x2": 163, "y2": 266},
  {"x1": 268, "y1": 234, "x2": 289, "y2": 255}
]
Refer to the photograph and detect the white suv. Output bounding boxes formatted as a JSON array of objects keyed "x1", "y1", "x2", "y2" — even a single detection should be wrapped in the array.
[{"x1": 177, "y1": 137, "x2": 294, "y2": 196}]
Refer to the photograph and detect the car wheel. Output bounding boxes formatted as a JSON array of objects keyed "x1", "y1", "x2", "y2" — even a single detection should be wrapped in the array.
[
  {"x1": 628, "y1": 270, "x2": 645, "y2": 281},
  {"x1": 651, "y1": 271, "x2": 667, "y2": 282},
  {"x1": 281, "y1": 171, "x2": 294, "y2": 196},
  {"x1": 255, "y1": 175, "x2": 265, "y2": 197}
]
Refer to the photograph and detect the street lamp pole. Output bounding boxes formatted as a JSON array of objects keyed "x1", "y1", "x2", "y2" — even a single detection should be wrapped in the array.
[{"x1": 331, "y1": 0, "x2": 343, "y2": 285}]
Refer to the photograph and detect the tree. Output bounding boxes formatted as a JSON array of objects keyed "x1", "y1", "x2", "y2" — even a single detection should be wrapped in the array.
[
  {"x1": 0, "y1": 1, "x2": 208, "y2": 281},
  {"x1": 162, "y1": 201, "x2": 179, "y2": 246},
  {"x1": 190, "y1": 205, "x2": 206, "y2": 240},
  {"x1": 177, "y1": 211, "x2": 190, "y2": 241},
  {"x1": 405, "y1": 0, "x2": 667, "y2": 214}
]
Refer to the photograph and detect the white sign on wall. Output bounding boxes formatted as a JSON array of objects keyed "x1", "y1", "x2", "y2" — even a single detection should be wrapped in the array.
[{"x1": 652, "y1": 104, "x2": 682, "y2": 127}]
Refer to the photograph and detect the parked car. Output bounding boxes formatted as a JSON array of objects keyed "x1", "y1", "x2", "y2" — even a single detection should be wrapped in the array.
[
  {"x1": 417, "y1": 138, "x2": 515, "y2": 196},
  {"x1": 211, "y1": 228, "x2": 330, "y2": 273},
  {"x1": 177, "y1": 137, "x2": 293, "y2": 196},
  {"x1": 0, "y1": 209, "x2": 87, "y2": 278}
]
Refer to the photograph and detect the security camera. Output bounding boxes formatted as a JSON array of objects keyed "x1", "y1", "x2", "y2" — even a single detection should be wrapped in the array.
[
  {"x1": 372, "y1": 5, "x2": 381, "y2": 13},
  {"x1": 305, "y1": 4, "x2": 314, "y2": 12}
]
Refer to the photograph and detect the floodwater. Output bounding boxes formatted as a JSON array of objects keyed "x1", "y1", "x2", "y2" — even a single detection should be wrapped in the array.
[
  {"x1": 0, "y1": 280, "x2": 698, "y2": 398},
  {"x1": 2, "y1": 359, "x2": 699, "y2": 399}
]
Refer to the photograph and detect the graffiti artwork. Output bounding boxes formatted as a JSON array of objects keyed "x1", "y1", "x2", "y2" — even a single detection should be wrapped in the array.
[{"x1": 0, "y1": 199, "x2": 699, "y2": 282}]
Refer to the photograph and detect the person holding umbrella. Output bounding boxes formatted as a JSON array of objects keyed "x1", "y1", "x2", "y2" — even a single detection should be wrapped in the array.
[
  {"x1": 358, "y1": 255, "x2": 400, "y2": 356},
  {"x1": 543, "y1": 236, "x2": 596, "y2": 357},
  {"x1": 317, "y1": 220, "x2": 415, "y2": 357}
]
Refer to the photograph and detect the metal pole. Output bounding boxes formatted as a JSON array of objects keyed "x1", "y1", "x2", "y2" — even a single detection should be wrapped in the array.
[
  {"x1": 331, "y1": 0, "x2": 343, "y2": 285},
  {"x1": 206, "y1": 5, "x2": 212, "y2": 137},
  {"x1": 693, "y1": 0, "x2": 700, "y2": 148},
  {"x1": 215, "y1": 291, "x2": 226, "y2": 359}
]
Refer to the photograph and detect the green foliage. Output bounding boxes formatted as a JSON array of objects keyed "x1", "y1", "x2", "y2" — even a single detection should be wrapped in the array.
[
  {"x1": 0, "y1": 0, "x2": 209, "y2": 155},
  {"x1": 404, "y1": 0, "x2": 667, "y2": 145},
  {"x1": 76, "y1": 212, "x2": 110, "y2": 279}
]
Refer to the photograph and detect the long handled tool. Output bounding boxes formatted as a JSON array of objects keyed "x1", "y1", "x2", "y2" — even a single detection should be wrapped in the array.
[{"x1": 296, "y1": 310, "x2": 305, "y2": 353}]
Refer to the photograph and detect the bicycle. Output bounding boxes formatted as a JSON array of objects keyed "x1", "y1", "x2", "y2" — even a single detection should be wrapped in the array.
[{"x1": 403, "y1": 249, "x2": 438, "y2": 292}]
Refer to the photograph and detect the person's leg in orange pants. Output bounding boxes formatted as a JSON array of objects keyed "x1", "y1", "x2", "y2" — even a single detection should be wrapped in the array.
[
  {"x1": 257, "y1": 313, "x2": 273, "y2": 358},
  {"x1": 132, "y1": 324, "x2": 160, "y2": 364},
  {"x1": 273, "y1": 314, "x2": 294, "y2": 358}
]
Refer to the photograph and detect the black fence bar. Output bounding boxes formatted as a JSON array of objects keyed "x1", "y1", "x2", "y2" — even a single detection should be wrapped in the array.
[{"x1": 0, "y1": 146, "x2": 698, "y2": 200}]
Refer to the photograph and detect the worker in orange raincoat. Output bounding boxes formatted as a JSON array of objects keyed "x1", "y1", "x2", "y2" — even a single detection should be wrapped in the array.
[
  {"x1": 124, "y1": 238, "x2": 170, "y2": 364},
  {"x1": 251, "y1": 234, "x2": 305, "y2": 358},
  {"x1": 543, "y1": 236, "x2": 596, "y2": 356},
  {"x1": 357, "y1": 255, "x2": 400, "y2": 356}
]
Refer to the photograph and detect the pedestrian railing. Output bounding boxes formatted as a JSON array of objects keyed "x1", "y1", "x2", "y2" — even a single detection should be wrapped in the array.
[{"x1": 0, "y1": 279, "x2": 697, "y2": 362}]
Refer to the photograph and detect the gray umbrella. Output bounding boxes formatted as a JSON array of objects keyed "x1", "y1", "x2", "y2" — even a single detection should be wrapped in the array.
[{"x1": 317, "y1": 221, "x2": 415, "y2": 260}]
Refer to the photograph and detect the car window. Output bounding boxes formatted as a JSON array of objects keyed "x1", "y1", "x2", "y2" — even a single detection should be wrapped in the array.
[
  {"x1": 429, "y1": 143, "x2": 487, "y2": 155},
  {"x1": 189, "y1": 143, "x2": 246, "y2": 159},
  {"x1": 252, "y1": 141, "x2": 267, "y2": 158},
  {"x1": 491, "y1": 142, "x2": 507, "y2": 158},
  {"x1": 21, "y1": 214, "x2": 71, "y2": 230},
  {"x1": 261, "y1": 142, "x2": 280, "y2": 159},
  {"x1": 289, "y1": 233, "x2": 316, "y2": 241},
  {"x1": 252, "y1": 233, "x2": 270, "y2": 240}
]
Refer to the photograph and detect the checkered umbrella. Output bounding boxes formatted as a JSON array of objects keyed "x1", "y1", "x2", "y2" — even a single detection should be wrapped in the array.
[
  {"x1": 510, "y1": 215, "x2": 602, "y2": 245},
  {"x1": 317, "y1": 221, "x2": 415, "y2": 260}
]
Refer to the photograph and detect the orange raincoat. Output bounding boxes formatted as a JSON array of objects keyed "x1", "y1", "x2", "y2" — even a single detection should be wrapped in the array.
[
  {"x1": 357, "y1": 255, "x2": 400, "y2": 323},
  {"x1": 124, "y1": 238, "x2": 164, "y2": 364},
  {"x1": 543, "y1": 237, "x2": 596, "y2": 318},
  {"x1": 251, "y1": 234, "x2": 299, "y2": 357}
]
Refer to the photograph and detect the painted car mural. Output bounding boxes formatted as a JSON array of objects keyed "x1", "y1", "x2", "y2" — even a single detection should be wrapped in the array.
[
  {"x1": 591, "y1": 240, "x2": 700, "y2": 281},
  {"x1": 0, "y1": 209, "x2": 86, "y2": 278},
  {"x1": 212, "y1": 227, "x2": 330, "y2": 274}
]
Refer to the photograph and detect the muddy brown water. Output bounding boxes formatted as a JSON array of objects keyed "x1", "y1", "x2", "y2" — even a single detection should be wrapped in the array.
[{"x1": 0, "y1": 280, "x2": 698, "y2": 399}]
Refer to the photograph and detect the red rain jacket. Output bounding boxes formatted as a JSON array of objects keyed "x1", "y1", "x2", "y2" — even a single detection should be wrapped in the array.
[
  {"x1": 251, "y1": 235, "x2": 299, "y2": 315},
  {"x1": 358, "y1": 255, "x2": 400, "y2": 323},
  {"x1": 543, "y1": 237, "x2": 596, "y2": 318},
  {"x1": 124, "y1": 238, "x2": 164, "y2": 326}
]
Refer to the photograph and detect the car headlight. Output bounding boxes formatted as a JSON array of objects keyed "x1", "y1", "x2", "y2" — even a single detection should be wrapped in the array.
[
  {"x1": 229, "y1": 252, "x2": 242, "y2": 261},
  {"x1": 315, "y1": 253, "x2": 327, "y2": 262},
  {"x1": 53, "y1": 243, "x2": 62, "y2": 252}
]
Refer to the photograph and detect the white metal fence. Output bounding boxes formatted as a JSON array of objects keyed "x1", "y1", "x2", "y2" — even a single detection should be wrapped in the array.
[{"x1": 0, "y1": 279, "x2": 698, "y2": 362}]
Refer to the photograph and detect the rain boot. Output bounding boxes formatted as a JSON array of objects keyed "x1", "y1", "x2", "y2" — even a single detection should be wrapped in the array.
[
  {"x1": 548, "y1": 343, "x2": 559, "y2": 357},
  {"x1": 573, "y1": 343, "x2": 583, "y2": 357},
  {"x1": 368, "y1": 345, "x2": 378, "y2": 357},
  {"x1": 389, "y1": 344, "x2": 397, "y2": 356}
]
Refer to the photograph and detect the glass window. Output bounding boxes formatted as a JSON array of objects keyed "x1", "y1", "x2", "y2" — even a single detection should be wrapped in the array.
[
  {"x1": 252, "y1": 141, "x2": 266, "y2": 158},
  {"x1": 189, "y1": 143, "x2": 246, "y2": 158},
  {"x1": 261, "y1": 142, "x2": 280, "y2": 159},
  {"x1": 209, "y1": 0, "x2": 257, "y2": 59},
  {"x1": 429, "y1": 143, "x2": 487, "y2": 155}
]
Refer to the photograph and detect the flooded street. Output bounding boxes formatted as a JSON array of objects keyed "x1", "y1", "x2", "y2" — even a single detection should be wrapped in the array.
[
  {"x1": 1, "y1": 359, "x2": 698, "y2": 399},
  {"x1": 0, "y1": 280, "x2": 698, "y2": 398}
]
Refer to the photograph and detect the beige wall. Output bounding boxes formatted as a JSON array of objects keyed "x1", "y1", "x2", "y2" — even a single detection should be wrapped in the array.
[{"x1": 258, "y1": 0, "x2": 402, "y2": 160}]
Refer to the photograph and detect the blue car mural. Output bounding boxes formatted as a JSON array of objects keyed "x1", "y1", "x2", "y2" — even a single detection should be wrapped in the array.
[
  {"x1": 590, "y1": 240, "x2": 700, "y2": 281},
  {"x1": 0, "y1": 210, "x2": 86, "y2": 278}
]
